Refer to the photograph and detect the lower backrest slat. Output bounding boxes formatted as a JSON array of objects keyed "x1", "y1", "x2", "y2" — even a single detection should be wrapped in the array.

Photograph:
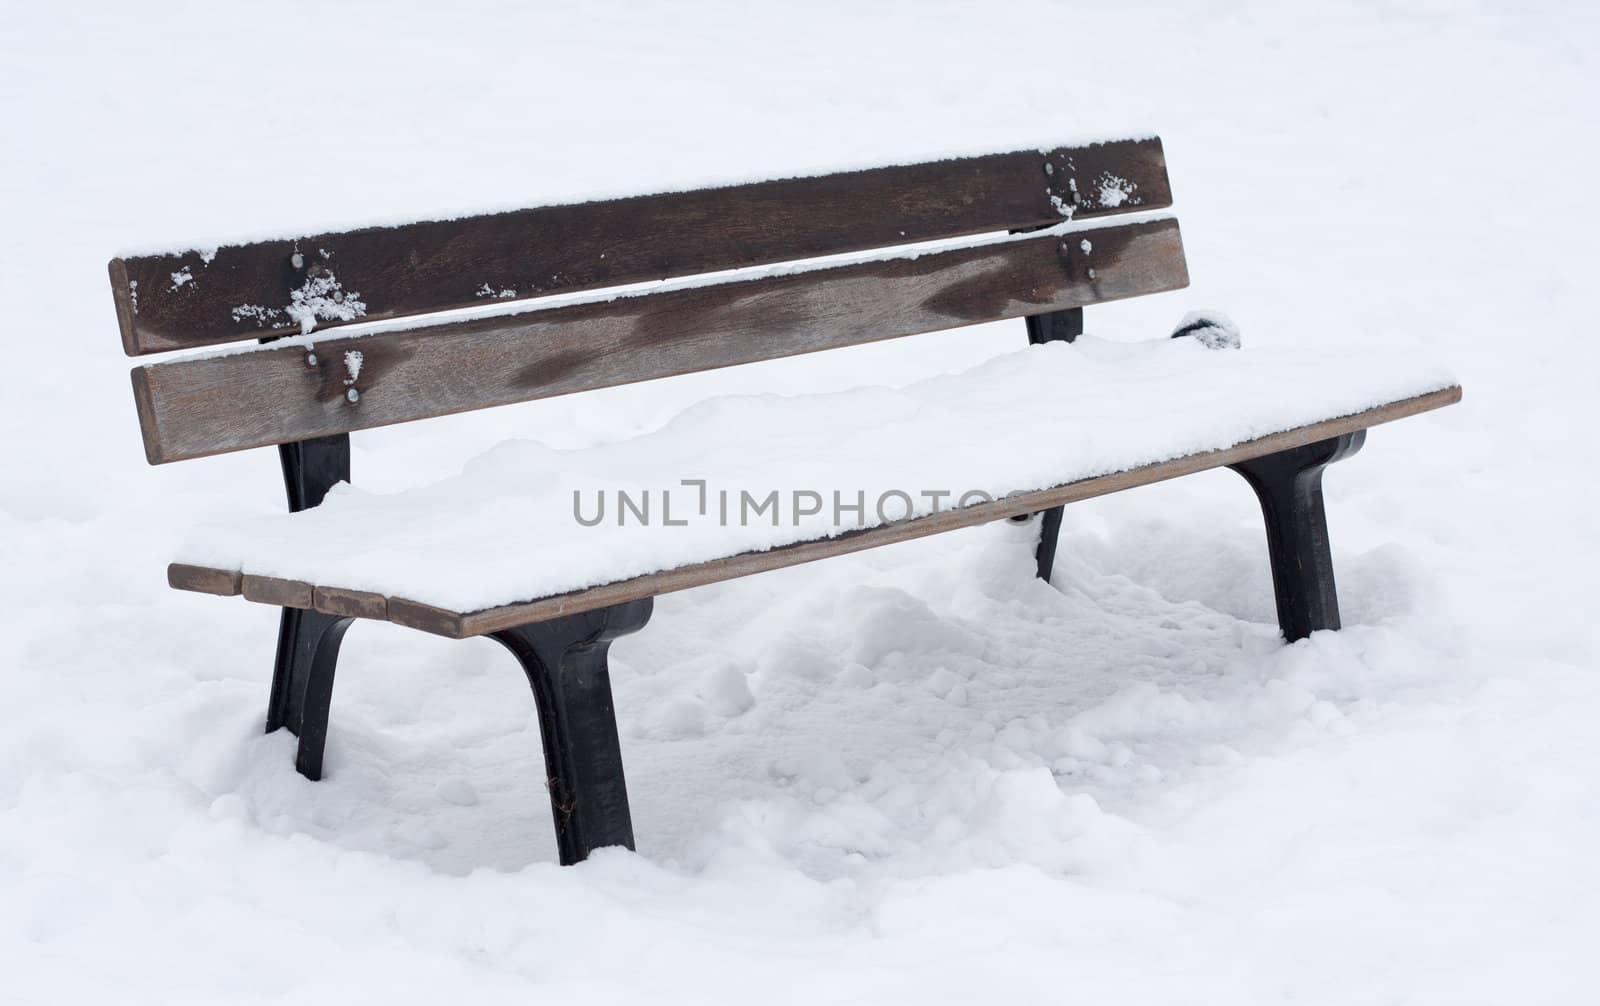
[{"x1": 132, "y1": 217, "x2": 1187, "y2": 463}]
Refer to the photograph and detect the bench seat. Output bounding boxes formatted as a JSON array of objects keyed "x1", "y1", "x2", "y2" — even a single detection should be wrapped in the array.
[{"x1": 170, "y1": 336, "x2": 1459, "y2": 638}]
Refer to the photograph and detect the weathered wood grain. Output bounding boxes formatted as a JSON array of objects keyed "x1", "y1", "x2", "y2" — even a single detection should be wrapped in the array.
[
  {"x1": 168, "y1": 386, "x2": 1462, "y2": 638},
  {"x1": 240, "y1": 574, "x2": 313, "y2": 609},
  {"x1": 132, "y1": 217, "x2": 1188, "y2": 463},
  {"x1": 167, "y1": 562, "x2": 240, "y2": 596},
  {"x1": 386, "y1": 598, "x2": 471, "y2": 637},
  {"x1": 312, "y1": 585, "x2": 388, "y2": 620},
  {"x1": 111, "y1": 138, "x2": 1170, "y2": 355}
]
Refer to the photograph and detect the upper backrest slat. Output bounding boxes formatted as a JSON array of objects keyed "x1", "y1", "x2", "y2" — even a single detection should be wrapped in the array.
[{"x1": 110, "y1": 137, "x2": 1170, "y2": 355}]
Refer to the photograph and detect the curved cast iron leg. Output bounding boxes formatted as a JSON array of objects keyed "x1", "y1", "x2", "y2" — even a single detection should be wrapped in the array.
[
  {"x1": 491, "y1": 598, "x2": 653, "y2": 865},
  {"x1": 1228, "y1": 431, "x2": 1366, "y2": 641},
  {"x1": 266, "y1": 609, "x2": 354, "y2": 780},
  {"x1": 265, "y1": 433, "x2": 353, "y2": 780}
]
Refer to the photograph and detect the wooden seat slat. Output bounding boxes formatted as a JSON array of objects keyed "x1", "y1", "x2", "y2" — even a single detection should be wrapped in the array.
[
  {"x1": 131, "y1": 216, "x2": 1188, "y2": 464},
  {"x1": 166, "y1": 386, "x2": 1461, "y2": 639},
  {"x1": 111, "y1": 138, "x2": 1171, "y2": 356}
]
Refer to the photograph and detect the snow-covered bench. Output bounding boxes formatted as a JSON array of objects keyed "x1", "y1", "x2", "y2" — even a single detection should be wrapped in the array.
[{"x1": 111, "y1": 136, "x2": 1460, "y2": 863}]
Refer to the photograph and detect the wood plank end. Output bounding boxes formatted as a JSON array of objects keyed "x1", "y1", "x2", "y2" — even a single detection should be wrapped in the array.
[
  {"x1": 108, "y1": 257, "x2": 143, "y2": 357},
  {"x1": 128, "y1": 367, "x2": 170, "y2": 465},
  {"x1": 167, "y1": 562, "x2": 241, "y2": 596}
]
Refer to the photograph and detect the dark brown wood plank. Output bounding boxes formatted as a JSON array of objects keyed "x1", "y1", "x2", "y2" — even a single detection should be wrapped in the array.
[
  {"x1": 241, "y1": 574, "x2": 313, "y2": 609},
  {"x1": 385, "y1": 598, "x2": 466, "y2": 638},
  {"x1": 110, "y1": 138, "x2": 1171, "y2": 355},
  {"x1": 313, "y1": 585, "x2": 388, "y2": 620},
  {"x1": 167, "y1": 562, "x2": 240, "y2": 596},
  {"x1": 168, "y1": 386, "x2": 1460, "y2": 638},
  {"x1": 132, "y1": 217, "x2": 1188, "y2": 463}
]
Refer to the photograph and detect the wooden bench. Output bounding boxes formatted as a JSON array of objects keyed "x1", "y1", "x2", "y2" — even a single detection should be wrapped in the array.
[{"x1": 111, "y1": 136, "x2": 1460, "y2": 864}]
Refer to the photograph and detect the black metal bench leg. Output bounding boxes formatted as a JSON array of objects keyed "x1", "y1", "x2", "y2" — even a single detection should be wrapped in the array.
[
  {"x1": 1023, "y1": 307, "x2": 1082, "y2": 583},
  {"x1": 1032, "y1": 506, "x2": 1065, "y2": 583},
  {"x1": 267, "y1": 609, "x2": 354, "y2": 780},
  {"x1": 264, "y1": 433, "x2": 352, "y2": 779},
  {"x1": 491, "y1": 598, "x2": 653, "y2": 865},
  {"x1": 1228, "y1": 431, "x2": 1366, "y2": 641}
]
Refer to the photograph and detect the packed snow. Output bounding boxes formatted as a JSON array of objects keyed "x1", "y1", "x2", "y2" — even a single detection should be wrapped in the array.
[
  {"x1": 284, "y1": 269, "x2": 367, "y2": 335},
  {"x1": 3, "y1": 2, "x2": 1597, "y2": 1004},
  {"x1": 177, "y1": 337, "x2": 1454, "y2": 611}
]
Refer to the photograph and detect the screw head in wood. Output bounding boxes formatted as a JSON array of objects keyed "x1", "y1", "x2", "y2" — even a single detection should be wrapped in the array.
[{"x1": 346, "y1": 388, "x2": 359, "y2": 403}]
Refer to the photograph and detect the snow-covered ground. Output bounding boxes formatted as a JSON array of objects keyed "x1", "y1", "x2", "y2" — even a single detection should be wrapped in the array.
[{"x1": 2, "y1": 2, "x2": 1596, "y2": 1003}]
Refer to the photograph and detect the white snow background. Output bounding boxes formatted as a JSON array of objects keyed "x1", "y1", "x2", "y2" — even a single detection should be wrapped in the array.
[{"x1": 2, "y1": 2, "x2": 1596, "y2": 1002}]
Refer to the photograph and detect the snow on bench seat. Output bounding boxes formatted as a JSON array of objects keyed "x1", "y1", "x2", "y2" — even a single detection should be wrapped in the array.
[{"x1": 171, "y1": 337, "x2": 1458, "y2": 636}]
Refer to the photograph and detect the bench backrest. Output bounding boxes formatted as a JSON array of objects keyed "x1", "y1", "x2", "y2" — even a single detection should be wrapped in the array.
[{"x1": 116, "y1": 137, "x2": 1187, "y2": 464}]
